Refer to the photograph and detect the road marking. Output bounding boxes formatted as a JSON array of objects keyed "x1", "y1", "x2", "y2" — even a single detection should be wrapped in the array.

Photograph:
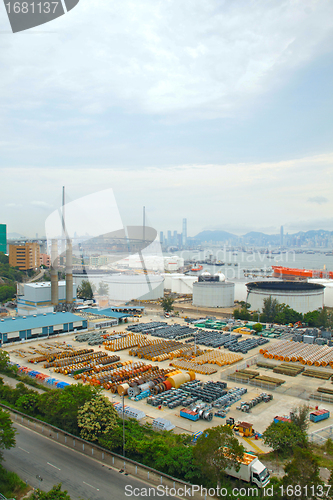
[
  {"x1": 18, "y1": 447, "x2": 29, "y2": 453},
  {"x1": 83, "y1": 481, "x2": 99, "y2": 491},
  {"x1": 47, "y1": 462, "x2": 61, "y2": 470}
]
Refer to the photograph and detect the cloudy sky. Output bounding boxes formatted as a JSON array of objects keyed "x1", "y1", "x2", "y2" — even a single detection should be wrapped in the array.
[{"x1": 0, "y1": 0, "x2": 333, "y2": 238}]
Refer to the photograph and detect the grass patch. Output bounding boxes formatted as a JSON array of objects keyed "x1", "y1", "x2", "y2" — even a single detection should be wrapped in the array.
[{"x1": 0, "y1": 465, "x2": 30, "y2": 499}]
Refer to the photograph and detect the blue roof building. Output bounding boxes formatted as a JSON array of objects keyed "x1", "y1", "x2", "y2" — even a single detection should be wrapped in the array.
[{"x1": 0, "y1": 311, "x2": 87, "y2": 344}]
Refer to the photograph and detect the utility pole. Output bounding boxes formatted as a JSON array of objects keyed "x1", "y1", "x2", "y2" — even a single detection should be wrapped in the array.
[{"x1": 122, "y1": 394, "x2": 125, "y2": 458}]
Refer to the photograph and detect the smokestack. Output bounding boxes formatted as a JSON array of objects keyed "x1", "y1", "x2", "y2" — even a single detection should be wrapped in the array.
[
  {"x1": 66, "y1": 239, "x2": 73, "y2": 304},
  {"x1": 51, "y1": 239, "x2": 59, "y2": 306}
]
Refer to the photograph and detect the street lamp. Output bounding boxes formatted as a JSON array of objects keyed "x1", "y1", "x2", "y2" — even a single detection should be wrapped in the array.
[{"x1": 122, "y1": 394, "x2": 125, "y2": 459}]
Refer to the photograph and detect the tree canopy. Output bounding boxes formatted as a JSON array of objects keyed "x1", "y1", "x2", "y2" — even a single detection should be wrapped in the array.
[
  {"x1": 30, "y1": 484, "x2": 71, "y2": 500},
  {"x1": 77, "y1": 395, "x2": 118, "y2": 442},
  {"x1": 161, "y1": 296, "x2": 174, "y2": 313},
  {"x1": 193, "y1": 425, "x2": 245, "y2": 484},
  {"x1": 77, "y1": 280, "x2": 94, "y2": 300},
  {"x1": 282, "y1": 447, "x2": 322, "y2": 500},
  {"x1": 262, "y1": 421, "x2": 307, "y2": 455},
  {"x1": 0, "y1": 409, "x2": 16, "y2": 461}
]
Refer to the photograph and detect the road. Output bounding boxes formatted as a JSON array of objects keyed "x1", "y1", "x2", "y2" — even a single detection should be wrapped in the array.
[{"x1": 2, "y1": 424, "x2": 155, "y2": 500}]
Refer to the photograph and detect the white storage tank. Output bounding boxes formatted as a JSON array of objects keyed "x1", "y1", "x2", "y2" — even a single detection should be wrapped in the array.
[
  {"x1": 89, "y1": 274, "x2": 164, "y2": 302},
  {"x1": 193, "y1": 276, "x2": 235, "y2": 307},
  {"x1": 246, "y1": 281, "x2": 325, "y2": 314}
]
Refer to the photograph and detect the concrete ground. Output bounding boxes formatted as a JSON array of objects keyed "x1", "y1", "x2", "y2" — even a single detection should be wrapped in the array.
[{"x1": 3, "y1": 312, "x2": 333, "y2": 455}]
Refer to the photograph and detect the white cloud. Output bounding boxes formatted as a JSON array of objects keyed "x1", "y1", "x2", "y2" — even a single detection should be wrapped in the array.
[
  {"x1": 1, "y1": 152, "x2": 333, "y2": 236},
  {"x1": 0, "y1": 0, "x2": 332, "y2": 119}
]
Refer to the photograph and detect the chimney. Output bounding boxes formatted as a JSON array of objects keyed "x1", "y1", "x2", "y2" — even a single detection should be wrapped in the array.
[
  {"x1": 51, "y1": 239, "x2": 59, "y2": 306},
  {"x1": 66, "y1": 239, "x2": 73, "y2": 304}
]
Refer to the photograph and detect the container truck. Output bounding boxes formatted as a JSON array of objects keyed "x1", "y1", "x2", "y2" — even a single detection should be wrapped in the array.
[{"x1": 225, "y1": 452, "x2": 270, "y2": 488}]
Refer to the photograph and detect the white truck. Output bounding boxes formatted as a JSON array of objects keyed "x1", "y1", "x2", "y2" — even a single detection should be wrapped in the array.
[{"x1": 225, "y1": 452, "x2": 270, "y2": 488}]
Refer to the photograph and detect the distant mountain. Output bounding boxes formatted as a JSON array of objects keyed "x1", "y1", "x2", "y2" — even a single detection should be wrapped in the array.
[
  {"x1": 194, "y1": 230, "x2": 237, "y2": 242},
  {"x1": 7, "y1": 232, "x2": 25, "y2": 239},
  {"x1": 193, "y1": 229, "x2": 333, "y2": 245}
]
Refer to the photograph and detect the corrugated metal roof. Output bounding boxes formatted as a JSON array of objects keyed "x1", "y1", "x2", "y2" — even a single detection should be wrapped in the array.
[
  {"x1": 85, "y1": 308, "x2": 130, "y2": 319},
  {"x1": 0, "y1": 312, "x2": 83, "y2": 334}
]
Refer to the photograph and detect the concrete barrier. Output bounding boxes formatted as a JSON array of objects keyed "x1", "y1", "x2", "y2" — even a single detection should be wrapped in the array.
[{"x1": 0, "y1": 403, "x2": 213, "y2": 499}]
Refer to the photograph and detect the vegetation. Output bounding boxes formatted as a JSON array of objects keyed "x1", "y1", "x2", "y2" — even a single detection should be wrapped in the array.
[
  {"x1": 161, "y1": 296, "x2": 174, "y2": 313},
  {"x1": 262, "y1": 421, "x2": 308, "y2": 455},
  {"x1": 252, "y1": 322, "x2": 263, "y2": 332},
  {"x1": 30, "y1": 484, "x2": 71, "y2": 499},
  {"x1": 77, "y1": 395, "x2": 118, "y2": 442},
  {"x1": 282, "y1": 447, "x2": 322, "y2": 500},
  {"x1": 233, "y1": 295, "x2": 333, "y2": 329},
  {"x1": 97, "y1": 281, "x2": 109, "y2": 296},
  {"x1": 0, "y1": 409, "x2": 16, "y2": 461},
  {"x1": 77, "y1": 279, "x2": 95, "y2": 300},
  {"x1": 290, "y1": 404, "x2": 310, "y2": 433},
  {"x1": 0, "y1": 350, "x2": 50, "y2": 391},
  {"x1": 0, "y1": 465, "x2": 29, "y2": 499},
  {"x1": 193, "y1": 425, "x2": 245, "y2": 485}
]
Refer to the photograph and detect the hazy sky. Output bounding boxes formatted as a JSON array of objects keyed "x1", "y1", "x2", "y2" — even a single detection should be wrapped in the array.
[{"x1": 0, "y1": 0, "x2": 333, "y2": 237}]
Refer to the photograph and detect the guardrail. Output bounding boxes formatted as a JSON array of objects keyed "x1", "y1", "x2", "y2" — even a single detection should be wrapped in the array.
[{"x1": 1, "y1": 403, "x2": 212, "y2": 500}]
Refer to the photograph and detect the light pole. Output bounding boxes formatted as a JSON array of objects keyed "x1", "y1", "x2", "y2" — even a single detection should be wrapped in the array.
[{"x1": 122, "y1": 394, "x2": 125, "y2": 459}]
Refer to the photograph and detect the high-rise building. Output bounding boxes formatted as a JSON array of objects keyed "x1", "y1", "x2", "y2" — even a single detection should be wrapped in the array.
[
  {"x1": 280, "y1": 225, "x2": 284, "y2": 246},
  {"x1": 9, "y1": 242, "x2": 40, "y2": 270},
  {"x1": 182, "y1": 218, "x2": 187, "y2": 246},
  {"x1": 160, "y1": 231, "x2": 164, "y2": 245},
  {"x1": 0, "y1": 224, "x2": 6, "y2": 253},
  {"x1": 173, "y1": 231, "x2": 178, "y2": 246},
  {"x1": 167, "y1": 230, "x2": 172, "y2": 246}
]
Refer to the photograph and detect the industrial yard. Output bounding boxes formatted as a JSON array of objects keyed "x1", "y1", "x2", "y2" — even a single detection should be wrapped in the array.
[{"x1": 4, "y1": 312, "x2": 333, "y2": 455}]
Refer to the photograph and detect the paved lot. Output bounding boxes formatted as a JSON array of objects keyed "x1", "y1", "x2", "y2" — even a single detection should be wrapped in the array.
[{"x1": 4, "y1": 313, "x2": 333, "y2": 454}]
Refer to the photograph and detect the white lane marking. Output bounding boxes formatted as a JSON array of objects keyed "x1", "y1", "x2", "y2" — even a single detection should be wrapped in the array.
[
  {"x1": 83, "y1": 481, "x2": 99, "y2": 491},
  {"x1": 18, "y1": 447, "x2": 29, "y2": 453},
  {"x1": 47, "y1": 462, "x2": 61, "y2": 470}
]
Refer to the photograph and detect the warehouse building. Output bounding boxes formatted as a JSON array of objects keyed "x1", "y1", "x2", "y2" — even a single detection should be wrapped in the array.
[
  {"x1": 17, "y1": 281, "x2": 77, "y2": 316},
  {"x1": 0, "y1": 312, "x2": 87, "y2": 344},
  {"x1": 246, "y1": 281, "x2": 325, "y2": 314},
  {"x1": 192, "y1": 274, "x2": 235, "y2": 308}
]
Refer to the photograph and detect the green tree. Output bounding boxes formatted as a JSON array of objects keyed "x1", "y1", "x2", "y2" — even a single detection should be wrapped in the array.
[
  {"x1": 30, "y1": 484, "x2": 71, "y2": 500},
  {"x1": 282, "y1": 447, "x2": 322, "y2": 500},
  {"x1": 77, "y1": 280, "x2": 94, "y2": 300},
  {"x1": 97, "y1": 281, "x2": 109, "y2": 296},
  {"x1": 262, "y1": 421, "x2": 307, "y2": 455},
  {"x1": 0, "y1": 351, "x2": 10, "y2": 372},
  {"x1": 0, "y1": 409, "x2": 16, "y2": 461},
  {"x1": 261, "y1": 296, "x2": 280, "y2": 323},
  {"x1": 0, "y1": 253, "x2": 9, "y2": 265},
  {"x1": 193, "y1": 425, "x2": 245, "y2": 485},
  {"x1": 161, "y1": 296, "x2": 174, "y2": 313},
  {"x1": 77, "y1": 395, "x2": 118, "y2": 442},
  {"x1": 38, "y1": 384, "x2": 98, "y2": 434},
  {"x1": 252, "y1": 323, "x2": 263, "y2": 332},
  {"x1": 290, "y1": 404, "x2": 310, "y2": 433}
]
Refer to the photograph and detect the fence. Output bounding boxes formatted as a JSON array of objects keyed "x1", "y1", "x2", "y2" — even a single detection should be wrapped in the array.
[
  {"x1": 220, "y1": 355, "x2": 260, "y2": 380},
  {"x1": 1, "y1": 403, "x2": 212, "y2": 500},
  {"x1": 309, "y1": 423, "x2": 333, "y2": 445}
]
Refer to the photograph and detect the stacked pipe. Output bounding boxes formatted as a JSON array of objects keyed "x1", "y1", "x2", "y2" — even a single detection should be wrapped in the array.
[
  {"x1": 43, "y1": 349, "x2": 94, "y2": 366},
  {"x1": 192, "y1": 351, "x2": 243, "y2": 366},
  {"x1": 261, "y1": 341, "x2": 333, "y2": 367},
  {"x1": 170, "y1": 359, "x2": 218, "y2": 375}
]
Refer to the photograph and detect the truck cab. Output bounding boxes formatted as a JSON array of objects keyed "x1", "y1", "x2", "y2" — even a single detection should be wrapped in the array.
[{"x1": 250, "y1": 460, "x2": 270, "y2": 488}]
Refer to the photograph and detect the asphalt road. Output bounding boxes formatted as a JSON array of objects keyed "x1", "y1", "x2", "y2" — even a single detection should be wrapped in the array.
[{"x1": 2, "y1": 423, "x2": 157, "y2": 500}]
